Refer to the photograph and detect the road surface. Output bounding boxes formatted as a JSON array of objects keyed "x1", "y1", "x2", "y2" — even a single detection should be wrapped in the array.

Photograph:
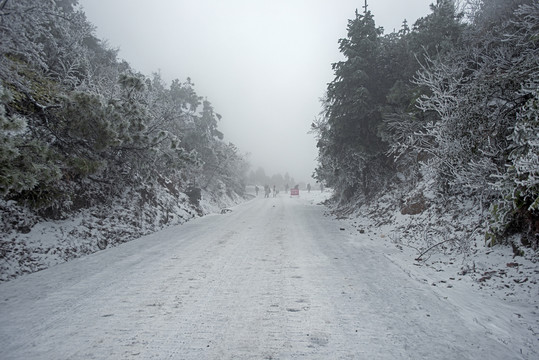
[{"x1": 0, "y1": 193, "x2": 526, "y2": 359}]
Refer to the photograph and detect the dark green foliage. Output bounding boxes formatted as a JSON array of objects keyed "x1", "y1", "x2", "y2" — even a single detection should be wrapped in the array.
[
  {"x1": 410, "y1": 0, "x2": 465, "y2": 59},
  {"x1": 0, "y1": 0, "x2": 248, "y2": 217},
  {"x1": 314, "y1": 0, "x2": 538, "y2": 247},
  {"x1": 314, "y1": 2, "x2": 465, "y2": 202},
  {"x1": 316, "y1": 10, "x2": 386, "y2": 201}
]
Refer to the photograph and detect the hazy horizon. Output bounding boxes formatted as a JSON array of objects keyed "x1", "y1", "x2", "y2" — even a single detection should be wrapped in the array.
[{"x1": 79, "y1": 0, "x2": 434, "y2": 183}]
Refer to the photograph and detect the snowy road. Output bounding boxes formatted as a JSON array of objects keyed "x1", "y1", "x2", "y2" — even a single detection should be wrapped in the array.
[{"x1": 0, "y1": 193, "x2": 529, "y2": 359}]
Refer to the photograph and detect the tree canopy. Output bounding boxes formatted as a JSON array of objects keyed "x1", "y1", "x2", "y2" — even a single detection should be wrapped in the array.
[
  {"x1": 0, "y1": 0, "x2": 248, "y2": 218},
  {"x1": 312, "y1": 0, "x2": 538, "y2": 247}
]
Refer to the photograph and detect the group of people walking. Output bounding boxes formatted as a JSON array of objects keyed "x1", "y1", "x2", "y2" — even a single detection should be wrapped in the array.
[
  {"x1": 254, "y1": 184, "x2": 278, "y2": 198},
  {"x1": 254, "y1": 183, "x2": 323, "y2": 197}
]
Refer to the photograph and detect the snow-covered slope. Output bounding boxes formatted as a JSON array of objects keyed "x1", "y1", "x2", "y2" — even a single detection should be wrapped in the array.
[
  {"x1": 332, "y1": 181, "x2": 538, "y2": 307},
  {"x1": 0, "y1": 184, "x2": 246, "y2": 282}
]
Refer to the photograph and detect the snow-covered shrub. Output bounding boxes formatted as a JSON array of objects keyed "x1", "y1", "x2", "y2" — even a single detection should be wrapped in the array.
[
  {"x1": 489, "y1": 87, "x2": 539, "y2": 248},
  {"x1": 0, "y1": 85, "x2": 63, "y2": 207},
  {"x1": 399, "y1": 2, "x2": 539, "y2": 247}
]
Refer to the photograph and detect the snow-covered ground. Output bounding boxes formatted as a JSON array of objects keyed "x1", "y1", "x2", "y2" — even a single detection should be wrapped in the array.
[
  {"x1": 0, "y1": 190, "x2": 537, "y2": 359},
  {"x1": 0, "y1": 184, "x2": 244, "y2": 282}
]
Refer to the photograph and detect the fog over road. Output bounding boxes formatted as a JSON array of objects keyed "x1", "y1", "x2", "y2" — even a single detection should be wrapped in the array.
[{"x1": 0, "y1": 193, "x2": 521, "y2": 359}]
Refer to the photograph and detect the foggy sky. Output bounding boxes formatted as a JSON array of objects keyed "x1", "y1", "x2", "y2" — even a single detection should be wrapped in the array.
[{"x1": 79, "y1": 0, "x2": 434, "y2": 183}]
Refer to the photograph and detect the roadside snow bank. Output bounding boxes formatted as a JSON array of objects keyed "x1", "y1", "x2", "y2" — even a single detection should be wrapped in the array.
[
  {"x1": 0, "y1": 183, "x2": 247, "y2": 282},
  {"x1": 325, "y1": 182, "x2": 538, "y2": 347},
  {"x1": 329, "y1": 180, "x2": 538, "y2": 303}
]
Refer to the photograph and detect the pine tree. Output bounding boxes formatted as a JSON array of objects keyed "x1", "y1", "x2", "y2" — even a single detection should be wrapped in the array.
[{"x1": 315, "y1": 7, "x2": 390, "y2": 201}]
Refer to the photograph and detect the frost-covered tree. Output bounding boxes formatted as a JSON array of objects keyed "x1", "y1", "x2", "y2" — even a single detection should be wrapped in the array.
[
  {"x1": 389, "y1": 0, "x2": 538, "y2": 246},
  {"x1": 314, "y1": 8, "x2": 388, "y2": 202},
  {"x1": 314, "y1": 1, "x2": 464, "y2": 203},
  {"x1": 1, "y1": 0, "x2": 247, "y2": 218},
  {"x1": 0, "y1": 85, "x2": 62, "y2": 198},
  {"x1": 313, "y1": 0, "x2": 537, "y2": 249},
  {"x1": 382, "y1": 0, "x2": 465, "y2": 186},
  {"x1": 487, "y1": 2, "x2": 539, "y2": 247}
]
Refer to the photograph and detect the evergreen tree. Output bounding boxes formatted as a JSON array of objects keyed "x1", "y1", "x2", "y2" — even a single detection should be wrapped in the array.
[{"x1": 315, "y1": 7, "x2": 389, "y2": 201}]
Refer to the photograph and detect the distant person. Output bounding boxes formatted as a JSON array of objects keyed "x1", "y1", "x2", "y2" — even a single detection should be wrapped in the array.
[
  {"x1": 264, "y1": 185, "x2": 270, "y2": 198},
  {"x1": 255, "y1": 185, "x2": 259, "y2": 196},
  {"x1": 307, "y1": 183, "x2": 311, "y2": 193},
  {"x1": 273, "y1": 185, "x2": 277, "y2": 198}
]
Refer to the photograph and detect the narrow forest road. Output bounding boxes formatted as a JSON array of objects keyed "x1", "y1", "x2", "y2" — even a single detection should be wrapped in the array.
[{"x1": 0, "y1": 193, "x2": 532, "y2": 359}]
